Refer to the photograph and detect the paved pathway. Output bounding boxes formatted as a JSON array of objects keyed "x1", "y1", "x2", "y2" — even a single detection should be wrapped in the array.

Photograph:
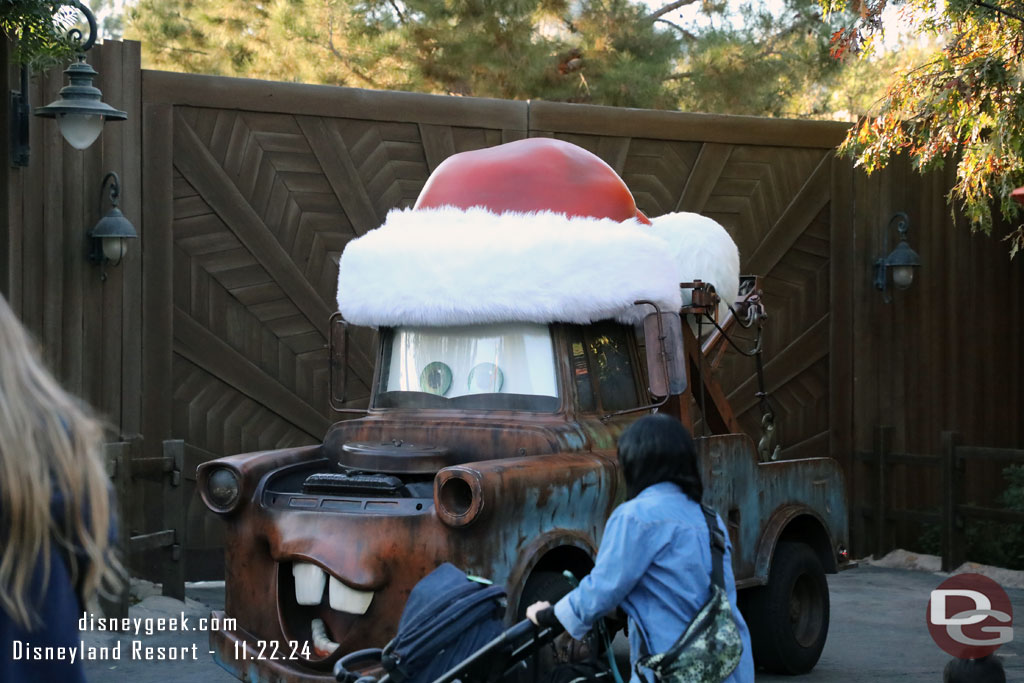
[{"x1": 79, "y1": 565, "x2": 1022, "y2": 682}]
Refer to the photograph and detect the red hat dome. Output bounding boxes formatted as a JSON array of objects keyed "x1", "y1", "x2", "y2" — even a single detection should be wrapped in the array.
[
  {"x1": 337, "y1": 138, "x2": 739, "y2": 329},
  {"x1": 414, "y1": 137, "x2": 650, "y2": 224}
]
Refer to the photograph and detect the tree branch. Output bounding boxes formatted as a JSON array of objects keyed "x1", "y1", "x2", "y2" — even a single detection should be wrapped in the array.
[
  {"x1": 656, "y1": 17, "x2": 697, "y2": 40},
  {"x1": 646, "y1": 0, "x2": 701, "y2": 22},
  {"x1": 388, "y1": 0, "x2": 407, "y2": 25},
  {"x1": 156, "y1": 44, "x2": 209, "y2": 55},
  {"x1": 758, "y1": 13, "x2": 820, "y2": 57},
  {"x1": 973, "y1": 0, "x2": 1024, "y2": 21},
  {"x1": 322, "y1": 14, "x2": 381, "y2": 88}
]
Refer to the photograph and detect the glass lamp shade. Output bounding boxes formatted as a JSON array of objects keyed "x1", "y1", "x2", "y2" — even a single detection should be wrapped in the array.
[
  {"x1": 892, "y1": 265, "x2": 915, "y2": 289},
  {"x1": 90, "y1": 207, "x2": 137, "y2": 266},
  {"x1": 58, "y1": 113, "x2": 104, "y2": 150},
  {"x1": 884, "y1": 239, "x2": 921, "y2": 291},
  {"x1": 34, "y1": 57, "x2": 127, "y2": 152},
  {"x1": 101, "y1": 236, "x2": 128, "y2": 264}
]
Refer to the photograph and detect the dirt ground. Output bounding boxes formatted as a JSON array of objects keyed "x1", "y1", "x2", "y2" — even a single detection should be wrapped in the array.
[{"x1": 79, "y1": 564, "x2": 1022, "y2": 683}]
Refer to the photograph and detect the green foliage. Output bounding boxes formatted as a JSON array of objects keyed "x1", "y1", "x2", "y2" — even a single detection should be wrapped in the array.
[
  {"x1": 2, "y1": 0, "x2": 80, "y2": 67},
  {"x1": 123, "y1": 0, "x2": 935, "y2": 120},
  {"x1": 819, "y1": 0, "x2": 1024, "y2": 255},
  {"x1": 964, "y1": 464, "x2": 1024, "y2": 569},
  {"x1": 914, "y1": 465, "x2": 1024, "y2": 570},
  {"x1": 674, "y1": 0, "x2": 851, "y2": 117},
  {"x1": 127, "y1": 0, "x2": 683, "y2": 107},
  {"x1": 125, "y1": 0, "x2": 904, "y2": 115}
]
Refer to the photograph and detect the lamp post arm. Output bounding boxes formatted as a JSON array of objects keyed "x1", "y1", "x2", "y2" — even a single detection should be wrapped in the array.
[
  {"x1": 65, "y1": 0, "x2": 99, "y2": 53},
  {"x1": 100, "y1": 171, "x2": 121, "y2": 209}
]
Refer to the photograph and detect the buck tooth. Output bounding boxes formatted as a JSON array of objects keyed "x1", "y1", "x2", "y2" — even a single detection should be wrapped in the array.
[
  {"x1": 329, "y1": 576, "x2": 373, "y2": 615},
  {"x1": 292, "y1": 562, "x2": 326, "y2": 605},
  {"x1": 311, "y1": 618, "x2": 339, "y2": 656}
]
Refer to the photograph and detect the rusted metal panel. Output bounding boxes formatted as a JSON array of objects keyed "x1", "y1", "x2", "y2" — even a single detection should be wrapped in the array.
[
  {"x1": 201, "y1": 379, "x2": 850, "y2": 681},
  {"x1": 199, "y1": 418, "x2": 626, "y2": 677}
]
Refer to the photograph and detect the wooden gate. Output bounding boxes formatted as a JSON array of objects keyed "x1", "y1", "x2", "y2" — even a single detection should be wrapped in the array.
[
  {"x1": 139, "y1": 72, "x2": 854, "y2": 578},
  {"x1": 526, "y1": 103, "x2": 851, "y2": 464},
  {"x1": 10, "y1": 41, "x2": 1024, "y2": 573}
]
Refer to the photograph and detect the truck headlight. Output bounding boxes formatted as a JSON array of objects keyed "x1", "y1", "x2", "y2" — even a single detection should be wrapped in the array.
[
  {"x1": 435, "y1": 467, "x2": 484, "y2": 527},
  {"x1": 201, "y1": 466, "x2": 241, "y2": 514}
]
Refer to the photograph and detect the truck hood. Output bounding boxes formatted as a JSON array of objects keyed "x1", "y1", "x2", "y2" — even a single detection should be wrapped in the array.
[{"x1": 322, "y1": 414, "x2": 601, "y2": 473}]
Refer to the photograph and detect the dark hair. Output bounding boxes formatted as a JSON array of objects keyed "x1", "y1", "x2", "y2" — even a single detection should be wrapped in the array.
[
  {"x1": 943, "y1": 655, "x2": 1006, "y2": 683},
  {"x1": 617, "y1": 414, "x2": 703, "y2": 502}
]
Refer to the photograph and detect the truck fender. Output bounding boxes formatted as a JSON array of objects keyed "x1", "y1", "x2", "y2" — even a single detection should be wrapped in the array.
[
  {"x1": 753, "y1": 505, "x2": 838, "y2": 584},
  {"x1": 506, "y1": 531, "x2": 597, "y2": 621}
]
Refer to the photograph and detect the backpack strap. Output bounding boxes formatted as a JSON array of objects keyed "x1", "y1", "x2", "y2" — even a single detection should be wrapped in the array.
[
  {"x1": 700, "y1": 504, "x2": 727, "y2": 590},
  {"x1": 636, "y1": 504, "x2": 726, "y2": 664}
]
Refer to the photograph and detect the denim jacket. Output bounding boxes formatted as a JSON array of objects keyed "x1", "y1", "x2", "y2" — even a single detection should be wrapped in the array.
[{"x1": 553, "y1": 481, "x2": 755, "y2": 683}]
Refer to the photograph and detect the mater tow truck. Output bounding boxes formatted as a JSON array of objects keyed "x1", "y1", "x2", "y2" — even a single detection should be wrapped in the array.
[{"x1": 197, "y1": 138, "x2": 852, "y2": 683}]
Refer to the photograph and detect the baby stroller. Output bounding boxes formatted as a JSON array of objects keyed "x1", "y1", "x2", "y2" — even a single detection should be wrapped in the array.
[{"x1": 334, "y1": 563, "x2": 562, "y2": 683}]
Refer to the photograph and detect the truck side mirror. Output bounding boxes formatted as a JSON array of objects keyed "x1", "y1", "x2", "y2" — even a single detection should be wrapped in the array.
[
  {"x1": 643, "y1": 312, "x2": 687, "y2": 397},
  {"x1": 329, "y1": 313, "x2": 349, "y2": 410}
]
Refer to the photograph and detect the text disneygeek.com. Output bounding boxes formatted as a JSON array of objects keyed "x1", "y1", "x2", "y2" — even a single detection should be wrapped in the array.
[{"x1": 9, "y1": 611, "x2": 238, "y2": 664}]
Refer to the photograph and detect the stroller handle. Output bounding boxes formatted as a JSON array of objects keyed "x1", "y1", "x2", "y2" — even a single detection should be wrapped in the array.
[
  {"x1": 334, "y1": 647, "x2": 385, "y2": 683},
  {"x1": 503, "y1": 619, "x2": 536, "y2": 641},
  {"x1": 429, "y1": 619, "x2": 544, "y2": 683}
]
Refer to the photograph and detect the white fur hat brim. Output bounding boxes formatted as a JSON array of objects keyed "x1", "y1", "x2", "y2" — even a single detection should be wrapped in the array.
[
  {"x1": 648, "y1": 212, "x2": 741, "y2": 324},
  {"x1": 337, "y1": 207, "x2": 683, "y2": 327},
  {"x1": 337, "y1": 207, "x2": 740, "y2": 328}
]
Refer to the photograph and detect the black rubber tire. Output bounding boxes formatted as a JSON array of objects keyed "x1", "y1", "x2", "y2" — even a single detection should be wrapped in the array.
[
  {"x1": 516, "y1": 571, "x2": 575, "y2": 683},
  {"x1": 741, "y1": 541, "x2": 829, "y2": 675}
]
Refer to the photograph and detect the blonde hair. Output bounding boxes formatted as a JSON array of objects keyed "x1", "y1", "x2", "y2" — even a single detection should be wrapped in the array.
[{"x1": 0, "y1": 294, "x2": 122, "y2": 629}]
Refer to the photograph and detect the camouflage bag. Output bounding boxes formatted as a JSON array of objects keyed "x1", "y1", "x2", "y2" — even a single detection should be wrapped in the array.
[{"x1": 635, "y1": 505, "x2": 743, "y2": 683}]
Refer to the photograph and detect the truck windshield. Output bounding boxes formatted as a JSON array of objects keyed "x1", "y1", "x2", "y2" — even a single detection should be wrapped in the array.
[{"x1": 374, "y1": 323, "x2": 560, "y2": 411}]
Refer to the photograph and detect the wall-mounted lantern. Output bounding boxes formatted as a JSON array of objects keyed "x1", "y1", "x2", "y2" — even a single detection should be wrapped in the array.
[
  {"x1": 874, "y1": 212, "x2": 921, "y2": 303},
  {"x1": 9, "y1": 0, "x2": 126, "y2": 166},
  {"x1": 90, "y1": 172, "x2": 137, "y2": 279}
]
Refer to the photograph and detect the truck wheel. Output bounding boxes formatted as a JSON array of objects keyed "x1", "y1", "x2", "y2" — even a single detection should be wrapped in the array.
[
  {"x1": 516, "y1": 571, "x2": 574, "y2": 683},
  {"x1": 742, "y1": 540, "x2": 829, "y2": 674}
]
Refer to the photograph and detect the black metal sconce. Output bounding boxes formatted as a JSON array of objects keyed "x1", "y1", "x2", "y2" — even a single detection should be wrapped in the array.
[
  {"x1": 874, "y1": 212, "x2": 922, "y2": 303},
  {"x1": 9, "y1": 0, "x2": 126, "y2": 167},
  {"x1": 90, "y1": 172, "x2": 137, "y2": 279}
]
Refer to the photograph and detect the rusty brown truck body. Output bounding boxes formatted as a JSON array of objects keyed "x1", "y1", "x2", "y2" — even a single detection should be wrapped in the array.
[{"x1": 197, "y1": 290, "x2": 851, "y2": 683}]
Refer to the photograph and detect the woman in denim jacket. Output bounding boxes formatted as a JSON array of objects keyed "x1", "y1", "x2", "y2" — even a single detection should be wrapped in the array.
[{"x1": 527, "y1": 414, "x2": 755, "y2": 683}]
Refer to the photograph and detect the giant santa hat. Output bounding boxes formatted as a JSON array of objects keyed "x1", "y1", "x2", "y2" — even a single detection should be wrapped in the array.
[{"x1": 337, "y1": 138, "x2": 739, "y2": 327}]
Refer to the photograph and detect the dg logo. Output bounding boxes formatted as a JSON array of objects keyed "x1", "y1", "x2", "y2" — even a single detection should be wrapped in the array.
[{"x1": 927, "y1": 573, "x2": 1014, "y2": 659}]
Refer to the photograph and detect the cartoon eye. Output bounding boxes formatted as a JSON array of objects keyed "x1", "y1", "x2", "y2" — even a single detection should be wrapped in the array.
[
  {"x1": 419, "y1": 362, "x2": 453, "y2": 396},
  {"x1": 467, "y1": 363, "x2": 503, "y2": 393}
]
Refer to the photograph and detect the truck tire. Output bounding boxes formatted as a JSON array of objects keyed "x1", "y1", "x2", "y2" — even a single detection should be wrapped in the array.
[
  {"x1": 516, "y1": 571, "x2": 574, "y2": 683},
  {"x1": 742, "y1": 540, "x2": 829, "y2": 674}
]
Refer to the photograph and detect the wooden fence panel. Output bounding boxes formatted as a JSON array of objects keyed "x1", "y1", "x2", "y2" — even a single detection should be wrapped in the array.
[
  {"x1": 530, "y1": 102, "x2": 843, "y2": 460},
  {"x1": 136, "y1": 74, "x2": 532, "y2": 575},
  {"x1": 141, "y1": 77, "x2": 854, "y2": 573},
  {"x1": 11, "y1": 47, "x2": 1021, "y2": 574},
  {"x1": 146, "y1": 73, "x2": 530, "y2": 465}
]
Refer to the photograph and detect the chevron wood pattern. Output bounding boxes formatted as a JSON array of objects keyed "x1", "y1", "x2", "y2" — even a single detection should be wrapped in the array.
[
  {"x1": 718, "y1": 199, "x2": 833, "y2": 458},
  {"x1": 12, "y1": 60, "x2": 1012, "y2": 573},
  {"x1": 535, "y1": 130, "x2": 834, "y2": 457},
  {"x1": 166, "y1": 99, "x2": 840, "y2": 515},
  {"x1": 167, "y1": 107, "x2": 518, "y2": 466}
]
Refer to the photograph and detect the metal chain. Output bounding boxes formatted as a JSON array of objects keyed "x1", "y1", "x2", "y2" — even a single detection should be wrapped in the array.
[{"x1": 701, "y1": 304, "x2": 781, "y2": 461}]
